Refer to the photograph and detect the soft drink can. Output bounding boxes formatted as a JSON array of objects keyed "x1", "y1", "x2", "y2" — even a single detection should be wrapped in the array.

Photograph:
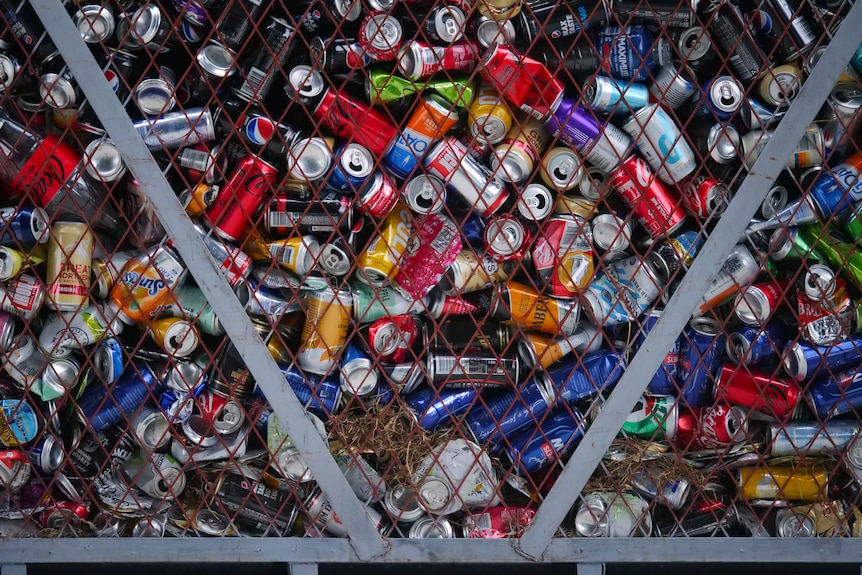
[
  {"x1": 622, "y1": 395, "x2": 678, "y2": 439},
  {"x1": 676, "y1": 317, "x2": 725, "y2": 407},
  {"x1": 356, "y1": 204, "x2": 413, "y2": 286},
  {"x1": 359, "y1": 11, "x2": 403, "y2": 62},
  {"x1": 610, "y1": 155, "x2": 686, "y2": 239},
  {"x1": 423, "y1": 137, "x2": 509, "y2": 216},
  {"x1": 403, "y1": 174, "x2": 446, "y2": 215},
  {"x1": 385, "y1": 94, "x2": 460, "y2": 179},
  {"x1": 297, "y1": 286, "x2": 352, "y2": 376},
  {"x1": 109, "y1": 245, "x2": 187, "y2": 325},
  {"x1": 622, "y1": 105, "x2": 696, "y2": 184},
  {"x1": 480, "y1": 44, "x2": 564, "y2": 120},
  {"x1": 714, "y1": 364, "x2": 802, "y2": 420},
  {"x1": 808, "y1": 365, "x2": 862, "y2": 419},
  {"x1": 677, "y1": 174, "x2": 730, "y2": 218},
  {"x1": 725, "y1": 320, "x2": 795, "y2": 365},
  {"x1": 327, "y1": 143, "x2": 374, "y2": 193},
  {"x1": 0, "y1": 206, "x2": 49, "y2": 248},
  {"x1": 734, "y1": 279, "x2": 792, "y2": 325},
  {"x1": 501, "y1": 407, "x2": 585, "y2": 474},
  {"x1": 206, "y1": 155, "x2": 278, "y2": 242}
]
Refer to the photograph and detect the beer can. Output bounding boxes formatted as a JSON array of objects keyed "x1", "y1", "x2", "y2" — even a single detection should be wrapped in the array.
[
  {"x1": 426, "y1": 351, "x2": 520, "y2": 388},
  {"x1": 46, "y1": 222, "x2": 93, "y2": 312},
  {"x1": 269, "y1": 235, "x2": 320, "y2": 277},
  {"x1": 738, "y1": 466, "x2": 828, "y2": 501},
  {"x1": 584, "y1": 254, "x2": 663, "y2": 326},
  {"x1": 586, "y1": 75, "x2": 650, "y2": 115},
  {"x1": 696, "y1": 244, "x2": 759, "y2": 314},
  {"x1": 27, "y1": 434, "x2": 63, "y2": 475},
  {"x1": 501, "y1": 407, "x2": 585, "y2": 475},
  {"x1": 516, "y1": 183, "x2": 554, "y2": 225},
  {"x1": 622, "y1": 105, "x2": 696, "y2": 184},
  {"x1": 444, "y1": 250, "x2": 514, "y2": 294},
  {"x1": 686, "y1": 120, "x2": 740, "y2": 165},
  {"x1": 129, "y1": 404, "x2": 171, "y2": 452},
  {"x1": 725, "y1": 320, "x2": 795, "y2": 366},
  {"x1": 758, "y1": 61, "x2": 802, "y2": 107},
  {"x1": 207, "y1": 341, "x2": 254, "y2": 402},
  {"x1": 468, "y1": 82, "x2": 513, "y2": 145},
  {"x1": 540, "y1": 146, "x2": 584, "y2": 192},
  {"x1": 355, "y1": 204, "x2": 413, "y2": 286},
  {"x1": 676, "y1": 317, "x2": 725, "y2": 407},
  {"x1": 492, "y1": 281, "x2": 580, "y2": 336},
  {"x1": 489, "y1": 114, "x2": 549, "y2": 184},
  {"x1": 629, "y1": 469, "x2": 692, "y2": 510},
  {"x1": 134, "y1": 107, "x2": 215, "y2": 150},
  {"x1": 127, "y1": 451, "x2": 186, "y2": 499},
  {"x1": 691, "y1": 75, "x2": 744, "y2": 120},
  {"x1": 339, "y1": 340, "x2": 378, "y2": 397},
  {"x1": 305, "y1": 487, "x2": 391, "y2": 537},
  {"x1": 297, "y1": 286, "x2": 352, "y2": 376}
]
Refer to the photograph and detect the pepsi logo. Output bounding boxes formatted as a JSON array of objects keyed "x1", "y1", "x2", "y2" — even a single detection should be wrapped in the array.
[
  {"x1": 180, "y1": 21, "x2": 205, "y2": 43},
  {"x1": 104, "y1": 70, "x2": 119, "y2": 93},
  {"x1": 311, "y1": 9, "x2": 321, "y2": 18},
  {"x1": 245, "y1": 117, "x2": 275, "y2": 145},
  {"x1": 551, "y1": 30, "x2": 561, "y2": 39}
]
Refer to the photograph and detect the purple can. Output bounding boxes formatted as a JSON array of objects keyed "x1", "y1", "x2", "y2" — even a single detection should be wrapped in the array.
[
  {"x1": 404, "y1": 386, "x2": 478, "y2": 431},
  {"x1": 676, "y1": 317, "x2": 725, "y2": 407},
  {"x1": 545, "y1": 98, "x2": 632, "y2": 173},
  {"x1": 499, "y1": 407, "x2": 585, "y2": 475},
  {"x1": 637, "y1": 310, "x2": 679, "y2": 396}
]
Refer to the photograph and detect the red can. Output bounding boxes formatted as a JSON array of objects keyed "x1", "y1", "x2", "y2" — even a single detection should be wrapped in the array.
[
  {"x1": 714, "y1": 364, "x2": 802, "y2": 420},
  {"x1": 734, "y1": 279, "x2": 792, "y2": 325},
  {"x1": 0, "y1": 449, "x2": 30, "y2": 492},
  {"x1": 480, "y1": 44, "x2": 564, "y2": 121},
  {"x1": 38, "y1": 500, "x2": 91, "y2": 529},
  {"x1": 364, "y1": 315, "x2": 419, "y2": 364},
  {"x1": 313, "y1": 87, "x2": 398, "y2": 157},
  {"x1": 677, "y1": 174, "x2": 729, "y2": 218},
  {"x1": 610, "y1": 155, "x2": 686, "y2": 240},
  {"x1": 357, "y1": 171, "x2": 400, "y2": 219},
  {"x1": 463, "y1": 506, "x2": 536, "y2": 538},
  {"x1": 676, "y1": 403, "x2": 748, "y2": 450},
  {"x1": 206, "y1": 155, "x2": 278, "y2": 242}
]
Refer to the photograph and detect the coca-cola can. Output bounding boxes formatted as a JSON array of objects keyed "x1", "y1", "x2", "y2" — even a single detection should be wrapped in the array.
[
  {"x1": 610, "y1": 155, "x2": 686, "y2": 239},
  {"x1": 677, "y1": 174, "x2": 730, "y2": 218},
  {"x1": 206, "y1": 155, "x2": 278, "y2": 242}
]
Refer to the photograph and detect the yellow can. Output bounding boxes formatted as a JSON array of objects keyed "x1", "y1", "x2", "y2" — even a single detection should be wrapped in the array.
[
  {"x1": 446, "y1": 250, "x2": 514, "y2": 294},
  {"x1": 468, "y1": 82, "x2": 514, "y2": 146},
  {"x1": 477, "y1": 0, "x2": 522, "y2": 20},
  {"x1": 737, "y1": 466, "x2": 828, "y2": 502},
  {"x1": 297, "y1": 286, "x2": 352, "y2": 375},
  {"x1": 182, "y1": 182, "x2": 220, "y2": 217},
  {"x1": 267, "y1": 235, "x2": 320, "y2": 277},
  {"x1": 355, "y1": 204, "x2": 413, "y2": 286},
  {"x1": 46, "y1": 222, "x2": 94, "y2": 311},
  {"x1": 150, "y1": 317, "x2": 200, "y2": 358}
]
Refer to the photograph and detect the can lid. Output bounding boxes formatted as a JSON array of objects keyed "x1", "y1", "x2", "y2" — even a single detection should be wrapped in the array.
[
  {"x1": 542, "y1": 147, "x2": 584, "y2": 191},
  {"x1": 418, "y1": 477, "x2": 453, "y2": 514},
  {"x1": 75, "y1": 4, "x2": 115, "y2": 43},
  {"x1": 370, "y1": 319, "x2": 403, "y2": 356},
  {"x1": 831, "y1": 82, "x2": 862, "y2": 114},
  {"x1": 776, "y1": 509, "x2": 816, "y2": 537},
  {"x1": 338, "y1": 143, "x2": 374, "y2": 180},
  {"x1": 288, "y1": 137, "x2": 332, "y2": 182},
  {"x1": 847, "y1": 436, "x2": 862, "y2": 468},
  {"x1": 0, "y1": 54, "x2": 18, "y2": 93},
  {"x1": 405, "y1": 174, "x2": 447, "y2": 214},
  {"x1": 804, "y1": 264, "x2": 836, "y2": 301},
  {"x1": 193, "y1": 509, "x2": 231, "y2": 536},
  {"x1": 135, "y1": 77, "x2": 176, "y2": 115},
  {"x1": 574, "y1": 499, "x2": 608, "y2": 537},
  {"x1": 396, "y1": 41, "x2": 424, "y2": 81},
  {"x1": 42, "y1": 358, "x2": 81, "y2": 394},
  {"x1": 475, "y1": 16, "x2": 515, "y2": 48},
  {"x1": 578, "y1": 166, "x2": 610, "y2": 201},
  {"x1": 761, "y1": 185, "x2": 788, "y2": 219},
  {"x1": 276, "y1": 448, "x2": 312, "y2": 483},
  {"x1": 196, "y1": 43, "x2": 235, "y2": 79},
  {"x1": 735, "y1": 286, "x2": 769, "y2": 325},
  {"x1": 688, "y1": 316, "x2": 720, "y2": 336},
  {"x1": 518, "y1": 183, "x2": 554, "y2": 221},
  {"x1": 168, "y1": 361, "x2": 205, "y2": 391},
  {"x1": 710, "y1": 76, "x2": 743, "y2": 114},
  {"x1": 335, "y1": 0, "x2": 362, "y2": 21},
  {"x1": 135, "y1": 410, "x2": 171, "y2": 450},
  {"x1": 363, "y1": 12, "x2": 403, "y2": 54},
  {"x1": 132, "y1": 5, "x2": 163, "y2": 44},
  {"x1": 726, "y1": 331, "x2": 751, "y2": 364},
  {"x1": 181, "y1": 414, "x2": 219, "y2": 447},
  {"x1": 85, "y1": 139, "x2": 127, "y2": 182},
  {"x1": 163, "y1": 320, "x2": 199, "y2": 357},
  {"x1": 485, "y1": 216, "x2": 525, "y2": 259},
  {"x1": 319, "y1": 242, "x2": 352, "y2": 277},
  {"x1": 286, "y1": 65, "x2": 326, "y2": 101},
  {"x1": 783, "y1": 342, "x2": 807, "y2": 381},
  {"x1": 592, "y1": 213, "x2": 631, "y2": 253},
  {"x1": 409, "y1": 516, "x2": 456, "y2": 538},
  {"x1": 339, "y1": 357, "x2": 379, "y2": 397},
  {"x1": 213, "y1": 398, "x2": 245, "y2": 435},
  {"x1": 434, "y1": 6, "x2": 465, "y2": 43},
  {"x1": 39, "y1": 73, "x2": 77, "y2": 109},
  {"x1": 707, "y1": 123, "x2": 740, "y2": 163},
  {"x1": 383, "y1": 485, "x2": 426, "y2": 523},
  {"x1": 678, "y1": 26, "x2": 711, "y2": 62},
  {"x1": 491, "y1": 146, "x2": 531, "y2": 184}
]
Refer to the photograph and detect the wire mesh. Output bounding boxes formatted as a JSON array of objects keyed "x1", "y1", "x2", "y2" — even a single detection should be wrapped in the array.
[{"x1": 0, "y1": 0, "x2": 859, "y2": 544}]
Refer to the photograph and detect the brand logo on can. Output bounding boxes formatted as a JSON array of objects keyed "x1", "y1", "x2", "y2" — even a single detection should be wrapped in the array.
[
  {"x1": 104, "y1": 70, "x2": 119, "y2": 93},
  {"x1": 122, "y1": 271, "x2": 166, "y2": 296},
  {"x1": 246, "y1": 117, "x2": 275, "y2": 146}
]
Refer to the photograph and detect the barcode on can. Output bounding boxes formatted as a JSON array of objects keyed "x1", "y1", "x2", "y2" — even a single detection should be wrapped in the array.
[
  {"x1": 239, "y1": 67, "x2": 267, "y2": 100},
  {"x1": 431, "y1": 225, "x2": 456, "y2": 254},
  {"x1": 271, "y1": 244, "x2": 296, "y2": 265}
]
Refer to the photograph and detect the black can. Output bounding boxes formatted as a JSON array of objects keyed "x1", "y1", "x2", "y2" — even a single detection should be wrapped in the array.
[
  {"x1": 214, "y1": 471, "x2": 300, "y2": 535},
  {"x1": 0, "y1": 0, "x2": 60, "y2": 69},
  {"x1": 426, "y1": 317, "x2": 515, "y2": 355},
  {"x1": 613, "y1": 0, "x2": 697, "y2": 27},
  {"x1": 214, "y1": 0, "x2": 269, "y2": 54},
  {"x1": 231, "y1": 16, "x2": 296, "y2": 103},
  {"x1": 56, "y1": 426, "x2": 136, "y2": 500},
  {"x1": 417, "y1": 4, "x2": 467, "y2": 44},
  {"x1": 265, "y1": 189, "x2": 353, "y2": 236},
  {"x1": 676, "y1": 26, "x2": 720, "y2": 80},
  {"x1": 291, "y1": 0, "x2": 363, "y2": 37},
  {"x1": 208, "y1": 340, "x2": 255, "y2": 401},
  {"x1": 426, "y1": 351, "x2": 521, "y2": 388},
  {"x1": 309, "y1": 36, "x2": 367, "y2": 73},
  {"x1": 705, "y1": 1, "x2": 769, "y2": 83}
]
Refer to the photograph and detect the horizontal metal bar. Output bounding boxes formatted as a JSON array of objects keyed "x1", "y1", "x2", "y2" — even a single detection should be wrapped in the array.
[
  {"x1": 1, "y1": 565, "x2": 27, "y2": 575},
  {"x1": 29, "y1": 0, "x2": 387, "y2": 560},
  {"x1": 517, "y1": 1, "x2": 862, "y2": 560},
  {"x1": 291, "y1": 564, "x2": 319, "y2": 575},
  {"x1": 1, "y1": 538, "x2": 862, "y2": 564}
]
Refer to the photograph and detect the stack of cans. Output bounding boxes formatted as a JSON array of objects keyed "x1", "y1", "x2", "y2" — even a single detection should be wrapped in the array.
[{"x1": 0, "y1": 0, "x2": 861, "y2": 540}]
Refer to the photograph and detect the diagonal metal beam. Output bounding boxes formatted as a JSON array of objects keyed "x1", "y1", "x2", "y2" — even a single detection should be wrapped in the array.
[
  {"x1": 517, "y1": 3, "x2": 862, "y2": 559},
  {"x1": 30, "y1": 0, "x2": 387, "y2": 560}
]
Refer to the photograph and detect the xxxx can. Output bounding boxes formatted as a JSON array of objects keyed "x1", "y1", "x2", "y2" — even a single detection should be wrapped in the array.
[
  {"x1": 394, "y1": 213, "x2": 461, "y2": 299},
  {"x1": 738, "y1": 466, "x2": 828, "y2": 501},
  {"x1": 150, "y1": 317, "x2": 200, "y2": 358},
  {"x1": 532, "y1": 214, "x2": 595, "y2": 298},
  {"x1": 355, "y1": 204, "x2": 413, "y2": 286},
  {"x1": 46, "y1": 222, "x2": 93, "y2": 311},
  {"x1": 297, "y1": 286, "x2": 352, "y2": 375},
  {"x1": 384, "y1": 93, "x2": 460, "y2": 179},
  {"x1": 468, "y1": 82, "x2": 513, "y2": 146}
]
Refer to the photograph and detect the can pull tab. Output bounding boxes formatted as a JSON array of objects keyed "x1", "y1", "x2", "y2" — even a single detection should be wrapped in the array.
[
  {"x1": 348, "y1": 149, "x2": 365, "y2": 172},
  {"x1": 555, "y1": 157, "x2": 576, "y2": 178},
  {"x1": 719, "y1": 85, "x2": 735, "y2": 106},
  {"x1": 444, "y1": 16, "x2": 459, "y2": 37}
]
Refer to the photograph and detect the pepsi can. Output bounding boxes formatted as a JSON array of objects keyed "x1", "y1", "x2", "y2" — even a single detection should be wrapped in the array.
[
  {"x1": 500, "y1": 407, "x2": 586, "y2": 475},
  {"x1": 326, "y1": 143, "x2": 374, "y2": 193},
  {"x1": 0, "y1": 206, "x2": 50, "y2": 248},
  {"x1": 808, "y1": 365, "x2": 862, "y2": 419},
  {"x1": 726, "y1": 320, "x2": 796, "y2": 366},
  {"x1": 783, "y1": 336, "x2": 862, "y2": 381},
  {"x1": 676, "y1": 318, "x2": 725, "y2": 407},
  {"x1": 464, "y1": 376, "x2": 555, "y2": 444}
]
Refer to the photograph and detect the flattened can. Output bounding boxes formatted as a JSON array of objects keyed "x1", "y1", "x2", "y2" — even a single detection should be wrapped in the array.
[
  {"x1": 297, "y1": 286, "x2": 352, "y2": 376},
  {"x1": 575, "y1": 491, "x2": 652, "y2": 537},
  {"x1": 502, "y1": 407, "x2": 585, "y2": 474}
]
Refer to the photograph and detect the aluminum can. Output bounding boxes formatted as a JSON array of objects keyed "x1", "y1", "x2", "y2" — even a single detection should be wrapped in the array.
[
  {"x1": 649, "y1": 60, "x2": 698, "y2": 109},
  {"x1": 134, "y1": 107, "x2": 215, "y2": 150},
  {"x1": 206, "y1": 339, "x2": 252, "y2": 403},
  {"x1": 129, "y1": 404, "x2": 171, "y2": 451},
  {"x1": 696, "y1": 244, "x2": 759, "y2": 314},
  {"x1": 676, "y1": 26, "x2": 719, "y2": 79},
  {"x1": 575, "y1": 491, "x2": 652, "y2": 537},
  {"x1": 286, "y1": 136, "x2": 333, "y2": 186},
  {"x1": 610, "y1": 155, "x2": 686, "y2": 239},
  {"x1": 266, "y1": 190, "x2": 351, "y2": 235},
  {"x1": 196, "y1": 389, "x2": 245, "y2": 435},
  {"x1": 356, "y1": 204, "x2": 413, "y2": 285},
  {"x1": 45, "y1": 222, "x2": 93, "y2": 312},
  {"x1": 586, "y1": 75, "x2": 649, "y2": 115},
  {"x1": 705, "y1": 1, "x2": 769, "y2": 83},
  {"x1": 686, "y1": 120, "x2": 740, "y2": 165},
  {"x1": 150, "y1": 317, "x2": 200, "y2": 358},
  {"x1": 385, "y1": 94, "x2": 459, "y2": 179},
  {"x1": 545, "y1": 98, "x2": 633, "y2": 172},
  {"x1": 394, "y1": 213, "x2": 461, "y2": 299},
  {"x1": 361, "y1": 314, "x2": 419, "y2": 364},
  {"x1": 468, "y1": 83, "x2": 513, "y2": 145},
  {"x1": 206, "y1": 155, "x2": 277, "y2": 242},
  {"x1": 310, "y1": 36, "x2": 368, "y2": 73},
  {"x1": 540, "y1": 147, "x2": 583, "y2": 192},
  {"x1": 0, "y1": 398, "x2": 42, "y2": 448},
  {"x1": 690, "y1": 75, "x2": 745, "y2": 120},
  {"x1": 298, "y1": 286, "x2": 352, "y2": 376},
  {"x1": 629, "y1": 469, "x2": 692, "y2": 510},
  {"x1": 109, "y1": 245, "x2": 186, "y2": 325},
  {"x1": 56, "y1": 426, "x2": 135, "y2": 500},
  {"x1": 268, "y1": 235, "x2": 320, "y2": 277},
  {"x1": 646, "y1": 230, "x2": 703, "y2": 284},
  {"x1": 501, "y1": 407, "x2": 585, "y2": 474},
  {"x1": 355, "y1": 171, "x2": 399, "y2": 220},
  {"x1": 808, "y1": 365, "x2": 862, "y2": 419},
  {"x1": 484, "y1": 216, "x2": 529, "y2": 262},
  {"x1": 27, "y1": 434, "x2": 63, "y2": 475},
  {"x1": 126, "y1": 451, "x2": 186, "y2": 499},
  {"x1": 715, "y1": 364, "x2": 802, "y2": 420},
  {"x1": 532, "y1": 214, "x2": 594, "y2": 298},
  {"x1": 622, "y1": 105, "x2": 696, "y2": 184},
  {"x1": 215, "y1": 471, "x2": 299, "y2": 535},
  {"x1": 775, "y1": 508, "x2": 816, "y2": 538},
  {"x1": 611, "y1": 0, "x2": 696, "y2": 27},
  {"x1": 409, "y1": 516, "x2": 456, "y2": 538},
  {"x1": 464, "y1": 375, "x2": 555, "y2": 444},
  {"x1": 305, "y1": 487, "x2": 391, "y2": 537},
  {"x1": 426, "y1": 351, "x2": 520, "y2": 388},
  {"x1": 493, "y1": 280, "x2": 581, "y2": 336},
  {"x1": 735, "y1": 278, "x2": 791, "y2": 325},
  {"x1": 584, "y1": 254, "x2": 662, "y2": 325},
  {"x1": 326, "y1": 143, "x2": 374, "y2": 193},
  {"x1": 444, "y1": 250, "x2": 514, "y2": 294},
  {"x1": 758, "y1": 62, "x2": 802, "y2": 108},
  {"x1": 741, "y1": 124, "x2": 825, "y2": 170},
  {"x1": 763, "y1": 0, "x2": 819, "y2": 54},
  {"x1": 396, "y1": 40, "x2": 480, "y2": 81},
  {"x1": 490, "y1": 115, "x2": 549, "y2": 184},
  {"x1": 771, "y1": 421, "x2": 859, "y2": 460},
  {"x1": 0, "y1": 274, "x2": 44, "y2": 321},
  {"x1": 403, "y1": 174, "x2": 446, "y2": 215},
  {"x1": 78, "y1": 361, "x2": 161, "y2": 432},
  {"x1": 542, "y1": 350, "x2": 625, "y2": 408},
  {"x1": 480, "y1": 44, "x2": 564, "y2": 120},
  {"x1": 725, "y1": 320, "x2": 795, "y2": 366},
  {"x1": 783, "y1": 335, "x2": 862, "y2": 381},
  {"x1": 426, "y1": 317, "x2": 513, "y2": 355},
  {"x1": 676, "y1": 317, "x2": 725, "y2": 407},
  {"x1": 339, "y1": 340, "x2": 378, "y2": 397},
  {"x1": 280, "y1": 363, "x2": 343, "y2": 418},
  {"x1": 405, "y1": 386, "x2": 478, "y2": 431},
  {"x1": 636, "y1": 310, "x2": 680, "y2": 395},
  {"x1": 808, "y1": 152, "x2": 862, "y2": 218},
  {"x1": 622, "y1": 395, "x2": 679, "y2": 439},
  {"x1": 232, "y1": 17, "x2": 296, "y2": 103},
  {"x1": 681, "y1": 403, "x2": 748, "y2": 448},
  {"x1": 819, "y1": 82, "x2": 862, "y2": 157},
  {"x1": 423, "y1": 138, "x2": 509, "y2": 216},
  {"x1": 359, "y1": 11, "x2": 402, "y2": 61},
  {"x1": 738, "y1": 466, "x2": 828, "y2": 501},
  {"x1": 518, "y1": 323, "x2": 601, "y2": 371},
  {"x1": 597, "y1": 25, "x2": 667, "y2": 82},
  {"x1": 0, "y1": 206, "x2": 50, "y2": 248}
]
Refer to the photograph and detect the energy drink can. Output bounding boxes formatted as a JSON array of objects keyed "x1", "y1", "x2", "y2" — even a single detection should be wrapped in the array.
[
  {"x1": 586, "y1": 75, "x2": 650, "y2": 115},
  {"x1": 297, "y1": 286, "x2": 352, "y2": 376},
  {"x1": 46, "y1": 222, "x2": 93, "y2": 312},
  {"x1": 622, "y1": 105, "x2": 697, "y2": 184},
  {"x1": 704, "y1": 1, "x2": 769, "y2": 83}
]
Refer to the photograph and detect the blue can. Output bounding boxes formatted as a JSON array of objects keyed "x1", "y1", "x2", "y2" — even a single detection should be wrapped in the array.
[
  {"x1": 808, "y1": 365, "x2": 862, "y2": 419},
  {"x1": 404, "y1": 386, "x2": 478, "y2": 431},
  {"x1": 464, "y1": 377, "x2": 552, "y2": 444},
  {"x1": 636, "y1": 311, "x2": 679, "y2": 396},
  {"x1": 383, "y1": 94, "x2": 457, "y2": 180},
  {"x1": 676, "y1": 317, "x2": 725, "y2": 407},
  {"x1": 851, "y1": 42, "x2": 862, "y2": 77},
  {"x1": 596, "y1": 25, "x2": 663, "y2": 82},
  {"x1": 459, "y1": 212, "x2": 486, "y2": 247},
  {"x1": 95, "y1": 337, "x2": 124, "y2": 385},
  {"x1": 326, "y1": 143, "x2": 374, "y2": 193},
  {"x1": 78, "y1": 361, "x2": 162, "y2": 432},
  {"x1": 726, "y1": 320, "x2": 795, "y2": 366},
  {"x1": 585, "y1": 75, "x2": 649, "y2": 115},
  {"x1": 0, "y1": 205, "x2": 49, "y2": 247},
  {"x1": 783, "y1": 335, "x2": 862, "y2": 381},
  {"x1": 28, "y1": 434, "x2": 63, "y2": 475},
  {"x1": 339, "y1": 340, "x2": 378, "y2": 397},
  {"x1": 499, "y1": 407, "x2": 586, "y2": 475},
  {"x1": 281, "y1": 362, "x2": 342, "y2": 418},
  {"x1": 542, "y1": 349, "x2": 627, "y2": 406}
]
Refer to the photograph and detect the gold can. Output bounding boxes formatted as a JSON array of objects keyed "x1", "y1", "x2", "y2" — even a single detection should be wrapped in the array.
[
  {"x1": 355, "y1": 204, "x2": 413, "y2": 286},
  {"x1": 445, "y1": 249, "x2": 514, "y2": 294},
  {"x1": 46, "y1": 222, "x2": 94, "y2": 311},
  {"x1": 468, "y1": 83, "x2": 514, "y2": 146},
  {"x1": 496, "y1": 281, "x2": 580, "y2": 336},
  {"x1": 477, "y1": 0, "x2": 522, "y2": 20},
  {"x1": 267, "y1": 235, "x2": 320, "y2": 277},
  {"x1": 150, "y1": 317, "x2": 200, "y2": 358},
  {"x1": 490, "y1": 114, "x2": 550, "y2": 184},
  {"x1": 297, "y1": 286, "x2": 352, "y2": 376},
  {"x1": 554, "y1": 194, "x2": 597, "y2": 219},
  {"x1": 737, "y1": 466, "x2": 828, "y2": 502},
  {"x1": 758, "y1": 61, "x2": 802, "y2": 107},
  {"x1": 181, "y1": 182, "x2": 220, "y2": 217}
]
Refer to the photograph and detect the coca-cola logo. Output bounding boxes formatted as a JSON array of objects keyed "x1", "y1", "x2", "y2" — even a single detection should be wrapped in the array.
[
  {"x1": 760, "y1": 384, "x2": 789, "y2": 416},
  {"x1": 245, "y1": 171, "x2": 270, "y2": 197},
  {"x1": 33, "y1": 155, "x2": 67, "y2": 202},
  {"x1": 697, "y1": 404, "x2": 729, "y2": 447},
  {"x1": 326, "y1": 96, "x2": 356, "y2": 133}
]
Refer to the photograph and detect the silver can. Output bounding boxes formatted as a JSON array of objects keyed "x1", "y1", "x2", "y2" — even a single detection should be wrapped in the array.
[
  {"x1": 622, "y1": 104, "x2": 696, "y2": 184},
  {"x1": 130, "y1": 405, "x2": 172, "y2": 451},
  {"x1": 591, "y1": 213, "x2": 632, "y2": 256},
  {"x1": 127, "y1": 452, "x2": 187, "y2": 499},
  {"x1": 769, "y1": 421, "x2": 860, "y2": 458},
  {"x1": 819, "y1": 82, "x2": 862, "y2": 155},
  {"x1": 305, "y1": 488, "x2": 392, "y2": 537},
  {"x1": 134, "y1": 107, "x2": 215, "y2": 151},
  {"x1": 803, "y1": 263, "x2": 837, "y2": 301},
  {"x1": 403, "y1": 174, "x2": 446, "y2": 215},
  {"x1": 575, "y1": 491, "x2": 652, "y2": 537},
  {"x1": 287, "y1": 137, "x2": 333, "y2": 184},
  {"x1": 417, "y1": 477, "x2": 453, "y2": 515},
  {"x1": 383, "y1": 485, "x2": 426, "y2": 524},
  {"x1": 84, "y1": 139, "x2": 127, "y2": 183},
  {"x1": 649, "y1": 60, "x2": 698, "y2": 109},
  {"x1": 423, "y1": 137, "x2": 509, "y2": 216},
  {"x1": 517, "y1": 183, "x2": 554, "y2": 223},
  {"x1": 775, "y1": 507, "x2": 816, "y2": 537},
  {"x1": 408, "y1": 516, "x2": 456, "y2": 538},
  {"x1": 73, "y1": 4, "x2": 115, "y2": 44},
  {"x1": 133, "y1": 68, "x2": 176, "y2": 116}
]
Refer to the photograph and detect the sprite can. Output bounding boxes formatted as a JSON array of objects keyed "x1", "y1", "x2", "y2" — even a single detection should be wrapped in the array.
[{"x1": 621, "y1": 395, "x2": 678, "y2": 440}]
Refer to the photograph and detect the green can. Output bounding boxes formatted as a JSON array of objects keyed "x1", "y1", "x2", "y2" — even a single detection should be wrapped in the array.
[
  {"x1": 366, "y1": 69, "x2": 474, "y2": 108},
  {"x1": 801, "y1": 224, "x2": 862, "y2": 290},
  {"x1": 621, "y1": 395, "x2": 678, "y2": 440},
  {"x1": 769, "y1": 226, "x2": 821, "y2": 261}
]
